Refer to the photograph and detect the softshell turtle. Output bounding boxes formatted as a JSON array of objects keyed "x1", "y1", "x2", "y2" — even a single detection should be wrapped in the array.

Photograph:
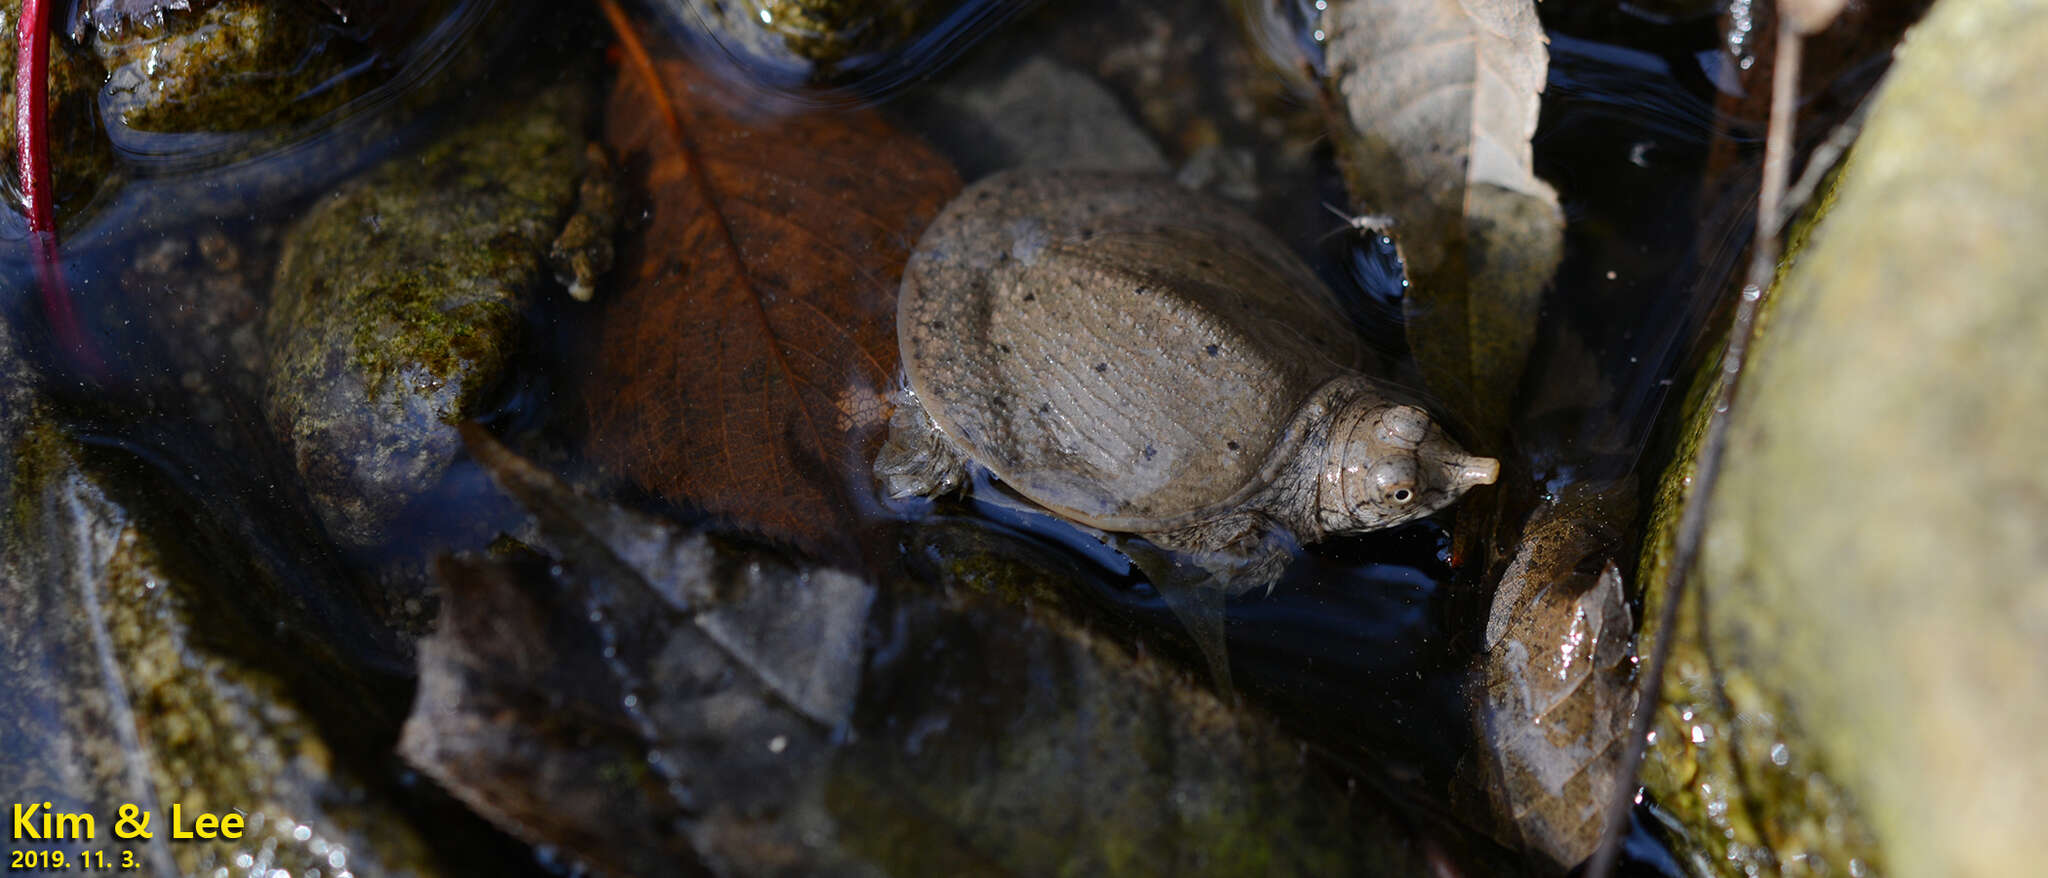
[
  {"x1": 879, "y1": 171, "x2": 1497, "y2": 682},
  {"x1": 881, "y1": 168, "x2": 1498, "y2": 577}
]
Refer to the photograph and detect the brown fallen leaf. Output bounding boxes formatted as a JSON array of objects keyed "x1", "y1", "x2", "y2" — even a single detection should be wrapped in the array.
[
  {"x1": 579, "y1": 5, "x2": 961, "y2": 565},
  {"x1": 1467, "y1": 477, "x2": 1639, "y2": 869},
  {"x1": 1321, "y1": 0, "x2": 1565, "y2": 440}
]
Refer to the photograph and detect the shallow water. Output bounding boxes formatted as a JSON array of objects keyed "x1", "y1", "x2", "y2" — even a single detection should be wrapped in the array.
[{"x1": 2, "y1": 0, "x2": 1845, "y2": 873}]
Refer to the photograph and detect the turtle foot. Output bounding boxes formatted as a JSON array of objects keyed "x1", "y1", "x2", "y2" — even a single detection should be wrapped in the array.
[
  {"x1": 1124, "y1": 541, "x2": 1238, "y2": 699},
  {"x1": 875, "y1": 390, "x2": 971, "y2": 499}
]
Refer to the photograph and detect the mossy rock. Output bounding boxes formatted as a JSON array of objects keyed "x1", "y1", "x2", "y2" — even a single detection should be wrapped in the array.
[
  {"x1": 0, "y1": 334, "x2": 451, "y2": 875},
  {"x1": 2, "y1": 0, "x2": 496, "y2": 226},
  {"x1": 92, "y1": 0, "x2": 363, "y2": 136},
  {"x1": 669, "y1": 0, "x2": 997, "y2": 88},
  {"x1": 263, "y1": 74, "x2": 592, "y2": 547},
  {"x1": 1637, "y1": 0, "x2": 2048, "y2": 872},
  {"x1": 0, "y1": 0, "x2": 118, "y2": 219}
]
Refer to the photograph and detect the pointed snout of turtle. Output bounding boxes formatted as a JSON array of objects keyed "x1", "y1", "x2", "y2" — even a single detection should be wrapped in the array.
[
  {"x1": 1419, "y1": 432, "x2": 1500, "y2": 492},
  {"x1": 1447, "y1": 454, "x2": 1501, "y2": 489}
]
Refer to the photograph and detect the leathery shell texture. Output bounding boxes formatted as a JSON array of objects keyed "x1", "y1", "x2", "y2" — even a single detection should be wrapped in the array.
[{"x1": 900, "y1": 170, "x2": 1366, "y2": 530}]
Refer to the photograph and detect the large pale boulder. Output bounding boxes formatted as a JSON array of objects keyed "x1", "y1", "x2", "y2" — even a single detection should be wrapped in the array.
[{"x1": 1638, "y1": 0, "x2": 2048, "y2": 873}]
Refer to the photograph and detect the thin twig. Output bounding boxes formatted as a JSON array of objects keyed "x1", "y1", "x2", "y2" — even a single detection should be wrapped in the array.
[
  {"x1": 1781, "y1": 96, "x2": 1873, "y2": 225},
  {"x1": 14, "y1": 0, "x2": 103, "y2": 374},
  {"x1": 1582, "y1": 21, "x2": 1806, "y2": 878}
]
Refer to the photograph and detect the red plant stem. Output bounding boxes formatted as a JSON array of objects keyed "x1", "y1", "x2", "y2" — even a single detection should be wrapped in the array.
[{"x1": 15, "y1": 0, "x2": 100, "y2": 374}]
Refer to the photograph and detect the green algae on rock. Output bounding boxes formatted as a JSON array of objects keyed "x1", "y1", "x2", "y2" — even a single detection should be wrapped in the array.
[
  {"x1": 4, "y1": 0, "x2": 522, "y2": 228},
  {"x1": 1635, "y1": 322, "x2": 1885, "y2": 878},
  {"x1": 263, "y1": 75, "x2": 594, "y2": 548},
  {"x1": 0, "y1": 0, "x2": 120, "y2": 220},
  {"x1": 92, "y1": 0, "x2": 367, "y2": 136},
  {"x1": 1637, "y1": 0, "x2": 2048, "y2": 872}
]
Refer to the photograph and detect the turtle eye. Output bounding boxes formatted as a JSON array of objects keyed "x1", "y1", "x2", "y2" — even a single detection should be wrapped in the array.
[{"x1": 1366, "y1": 460, "x2": 1421, "y2": 507}]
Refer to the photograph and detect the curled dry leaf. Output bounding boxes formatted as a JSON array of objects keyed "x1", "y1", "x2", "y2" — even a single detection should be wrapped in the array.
[
  {"x1": 1322, "y1": 0, "x2": 1564, "y2": 439},
  {"x1": 578, "y1": 17, "x2": 961, "y2": 565}
]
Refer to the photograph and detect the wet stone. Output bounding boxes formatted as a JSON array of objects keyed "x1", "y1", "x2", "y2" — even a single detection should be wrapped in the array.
[
  {"x1": 914, "y1": 54, "x2": 1169, "y2": 178},
  {"x1": 262, "y1": 74, "x2": 593, "y2": 548},
  {"x1": 0, "y1": 323, "x2": 473, "y2": 877},
  {"x1": 1637, "y1": 0, "x2": 2048, "y2": 871},
  {"x1": 92, "y1": 0, "x2": 365, "y2": 136},
  {"x1": 662, "y1": 0, "x2": 1016, "y2": 91},
  {"x1": 0, "y1": 0, "x2": 120, "y2": 219}
]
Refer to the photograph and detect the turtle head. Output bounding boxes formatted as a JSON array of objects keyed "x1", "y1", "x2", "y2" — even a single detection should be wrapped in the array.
[{"x1": 1314, "y1": 401, "x2": 1499, "y2": 535}]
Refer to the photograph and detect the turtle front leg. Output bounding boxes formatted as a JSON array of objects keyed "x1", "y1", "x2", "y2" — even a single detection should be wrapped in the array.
[
  {"x1": 1124, "y1": 514, "x2": 1294, "y2": 698},
  {"x1": 875, "y1": 390, "x2": 972, "y2": 499},
  {"x1": 1143, "y1": 512, "x2": 1297, "y2": 596}
]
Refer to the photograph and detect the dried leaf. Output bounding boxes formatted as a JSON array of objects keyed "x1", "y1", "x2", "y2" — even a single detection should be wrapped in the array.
[
  {"x1": 1323, "y1": 0, "x2": 1564, "y2": 438},
  {"x1": 579, "y1": 25, "x2": 961, "y2": 565}
]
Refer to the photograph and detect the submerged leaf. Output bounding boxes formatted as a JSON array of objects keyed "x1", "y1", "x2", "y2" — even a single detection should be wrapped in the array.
[
  {"x1": 579, "y1": 21, "x2": 961, "y2": 565},
  {"x1": 1469, "y1": 478, "x2": 1638, "y2": 868},
  {"x1": 1322, "y1": 0, "x2": 1564, "y2": 438},
  {"x1": 406, "y1": 433, "x2": 1486, "y2": 876}
]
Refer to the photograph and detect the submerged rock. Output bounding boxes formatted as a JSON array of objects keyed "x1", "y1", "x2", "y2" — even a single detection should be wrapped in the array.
[
  {"x1": 263, "y1": 75, "x2": 593, "y2": 547},
  {"x1": 0, "y1": 0, "x2": 119, "y2": 220},
  {"x1": 3, "y1": 0, "x2": 530, "y2": 230},
  {"x1": 914, "y1": 54, "x2": 1169, "y2": 178},
  {"x1": 1637, "y1": 0, "x2": 2048, "y2": 872},
  {"x1": 971, "y1": 0, "x2": 1332, "y2": 264},
  {"x1": 0, "y1": 325, "x2": 480, "y2": 877},
  {"x1": 92, "y1": 0, "x2": 376, "y2": 137},
  {"x1": 661, "y1": 0, "x2": 1023, "y2": 92}
]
